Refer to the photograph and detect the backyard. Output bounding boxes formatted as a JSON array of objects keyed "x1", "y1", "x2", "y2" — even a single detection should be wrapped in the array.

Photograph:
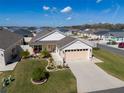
[
  {"x1": 0, "y1": 59, "x2": 77, "y2": 93},
  {"x1": 93, "y1": 49, "x2": 124, "y2": 81}
]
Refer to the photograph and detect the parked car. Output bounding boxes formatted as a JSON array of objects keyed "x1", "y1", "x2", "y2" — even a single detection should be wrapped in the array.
[{"x1": 118, "y1": 42, "x2": 124, "y2": 48}]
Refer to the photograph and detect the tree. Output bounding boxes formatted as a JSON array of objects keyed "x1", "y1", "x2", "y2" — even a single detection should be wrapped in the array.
[{"x1": 32, "y1": 68, "x2": 49, "y2": 81}]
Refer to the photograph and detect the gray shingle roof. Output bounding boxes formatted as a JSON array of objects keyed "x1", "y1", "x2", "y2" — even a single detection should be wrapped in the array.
[
  {"x1": 30, "y1": 29, "x2": 77, "y2": 49},
  {"x1": 30, "y1": 41, "x2": 58, "y2": 45},
  {"x1": 107, "y1": 32, "x2": 124, "y2": 37},
  {"x1": 57, "y1": 36, "x2": 76, "y2": 49},
  {"x1": 0, "y1": 29, "x2": 23, "y2": 50},
  {"x1": 14, "y1": 29, "x2": 33, "y2": 37},
  {"x1": 31, "y1": 29, "x2": 55, "y2": 42}
]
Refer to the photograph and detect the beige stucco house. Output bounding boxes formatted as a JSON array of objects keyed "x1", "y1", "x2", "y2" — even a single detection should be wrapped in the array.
[{"x1": 30, "y1": 29, "x2": 92, "y2": 62}]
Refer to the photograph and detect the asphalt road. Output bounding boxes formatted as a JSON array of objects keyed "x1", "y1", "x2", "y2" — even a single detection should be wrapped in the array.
[{"x1": 97, "y1": 44, "x2": 124, "y2": 56}]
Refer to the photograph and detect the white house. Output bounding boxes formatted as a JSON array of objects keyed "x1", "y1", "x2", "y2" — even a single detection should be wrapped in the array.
[{"x1": 30, "y1": 29, "x2": 92, "y2": 62}]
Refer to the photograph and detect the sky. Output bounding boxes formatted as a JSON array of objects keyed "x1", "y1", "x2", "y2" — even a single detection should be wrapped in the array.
[{"x1": 0, "y1": 0, "x2": 124, "y2": 27}]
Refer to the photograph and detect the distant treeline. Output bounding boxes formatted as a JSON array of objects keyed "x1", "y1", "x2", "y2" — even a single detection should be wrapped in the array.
[{"x1": 63, "y1": 23, "x2": 124, "y2": 30}]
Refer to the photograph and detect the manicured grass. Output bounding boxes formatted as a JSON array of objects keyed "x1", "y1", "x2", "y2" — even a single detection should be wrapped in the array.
[
  {"x1": 0, "y1": 59, "x2": 77, "y2": 93},
  {"x1": 93, "y1": 49, "x2": 124, "y2": 80}
]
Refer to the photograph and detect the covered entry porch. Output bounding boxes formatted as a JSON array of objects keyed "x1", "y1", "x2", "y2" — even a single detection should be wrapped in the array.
[{"x1": 32, "y1": 44, "x2": 56, "y2": 53}]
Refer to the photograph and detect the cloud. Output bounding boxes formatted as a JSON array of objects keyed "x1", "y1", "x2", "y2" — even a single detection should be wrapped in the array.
[
  {"x1": 96, "y1": 0, "x2": 103, "y2": 3},
  {"x1": 61, "y1": 6, "x2": 72, "y2": 13},
  {"x1": 43, "y1": 6, "x2": 50, "y2": 11},
  {"x1": 66, "y1": 17, "x2": 72, "y2": 20}
]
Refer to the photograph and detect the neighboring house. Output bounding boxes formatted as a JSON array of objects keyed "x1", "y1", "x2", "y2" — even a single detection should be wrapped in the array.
[
  {"x1": 82, "y1": 29, "x2": 110, "y2": 40},
  {"x1": 104, "y1": 31, "x2": 124, "y2": 43},
  {"x1": 0, "y1": 29, "x2": 23, "y2": 66},
  {"x1": 30, "y1": 29, "x2": 92, "y2": 62},
  {"x1": 58, "y1": 28, "x2": 72, "y2": 36},
  {"x1": 14, "y1": 29, "x2": 34, "y2": 45}
]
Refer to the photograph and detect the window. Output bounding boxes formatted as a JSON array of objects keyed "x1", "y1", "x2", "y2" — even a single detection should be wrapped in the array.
[
  {"x1": 77, "y1": 49, "x2": 80, "y2": 51},
  {"x1": 65, "y1": 50, "x2": 67, "y2": 52},
  {"x1": 74, "y1": 49, "x2": 76, "y2": 51},
  {"x1": 86, "y1": 49, "x2": 88, "y2": 51},
  {"x1": 80, "y1": 49, "x2": 83, "y2": 51},
  {"x1": 71, "y1": 50, "x2": 74, "y2": 52}
]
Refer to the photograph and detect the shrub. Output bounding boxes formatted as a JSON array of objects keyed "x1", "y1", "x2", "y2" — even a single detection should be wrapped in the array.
[
  {"x1": 41, "y1": 49, "x2": 51, "y2": 58},
  {"x1": 20, "y1": 50, "x2": 30, "y2": 58},
  {"x1": 107, "y1": 42, "x2": 111, "y2": 45},
  {"x1": 32, "y1": 68, "x2": 49, "y2": 81},
  {"x1": 93, "y1": 48, "x2": 100, "y2": 51},
  {"x1": 111, "y1": 41, "x2": 117, "y2": 45},
  {"x1": 57, "y1": 65, "x2": 63, "y2": 69},
  {"x1": 47, "y1": 66, "x2": 54, "y2": 70},
  {"x1": 48, "y1": 57, "x2": 53, "y2": 63},
  {"x1": 107, "y1": 41, "x2": 117, "y2": 45}
]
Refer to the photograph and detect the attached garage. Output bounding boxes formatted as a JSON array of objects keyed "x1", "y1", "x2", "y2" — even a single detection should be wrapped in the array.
[
  {"x1": 59, "y1": 40, "x2": 92, "y2": 62},
  {"x1": 64, "y1": 49, "x2": 89, "y2": 61}
]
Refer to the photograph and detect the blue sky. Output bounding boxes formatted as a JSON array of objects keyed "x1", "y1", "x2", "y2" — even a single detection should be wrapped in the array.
[{"x1": 0, "y1": 0, "x2": 124, "y2": 26}]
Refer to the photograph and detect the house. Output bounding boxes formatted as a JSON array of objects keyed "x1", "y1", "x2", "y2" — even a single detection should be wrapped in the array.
[
  {"x1": 14, "y1": 29, "x2": 34, "y2": 45},
  {"x1": 30, "y1": 29, "x2": 92, "y2": 62},
  {"x1": 104, "y1": 31, "x2": 124, "y2": 43},
  {"x1": 0, "y1": 29, "x2": 23, "y2": 66}
]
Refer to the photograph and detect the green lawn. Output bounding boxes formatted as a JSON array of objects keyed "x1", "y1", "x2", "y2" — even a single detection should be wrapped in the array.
[
  {"x1": 0, "y1": 59, "x2": 77, "y2": 93},
  {"x1": 93, "y1": 49, "x2": 124, "y2": 80}
]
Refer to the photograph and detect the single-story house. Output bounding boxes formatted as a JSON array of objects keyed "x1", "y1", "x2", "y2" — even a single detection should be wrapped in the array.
[
  {"x1": 104, "y1": 31, "x2": 124, "y2": 43},
  {"x1": 14, "y1": 29, "x2": 34, "y2": 45},
  {"x1": 30, "y1": 29, "x2": 92, "y2": 62},
  {"x1": 0, "y1": 29, "x2": 23, "y2": 66}
]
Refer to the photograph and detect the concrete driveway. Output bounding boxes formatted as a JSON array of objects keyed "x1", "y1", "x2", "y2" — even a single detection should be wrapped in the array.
[{"x1": 67, "y1": 61, "x2": 124, "y2": 93}]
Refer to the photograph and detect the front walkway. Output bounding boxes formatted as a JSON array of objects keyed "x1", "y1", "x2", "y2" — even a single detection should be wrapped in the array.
[
  {"x1": 67, "y1": 61, "x2": 124, "y2": 93},
  {"x1": 51, "y1": 53, "x2": 63, "y2": 65}
]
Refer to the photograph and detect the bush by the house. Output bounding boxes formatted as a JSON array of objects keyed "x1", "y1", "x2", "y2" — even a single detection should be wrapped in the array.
[
  {"x1": 57, "y1": 65, "x2": 63, "y2": 69},
  {"x1": 48, "y1": 57, "x2": 53, "y2": 63},
  {"x1": 93, "y1": 48, "x2": 100, "y2": 51},
  {"x1": 32, "y1": 68, "x2": 49, "y2": 82},
  {"x1": 20, "y1": 50, "x2": 30, "y2": 59},
  {"x1": 47, "y1": 66, "x2": 55, "y2": 70},
  {"x1": 41, "y1": 49, "x2": 51, "y2": 58}
]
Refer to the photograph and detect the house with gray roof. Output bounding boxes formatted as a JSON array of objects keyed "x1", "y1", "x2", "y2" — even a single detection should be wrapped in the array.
[
  {"x1": 0, "y1": 29, "x2": 23, "y2": 66},
  {"x1": 30, "y1": 29, "x2": 92, "y2": 62},
  {"x1": 104, "y1": 31, "x2": 124, "y2": 43}
]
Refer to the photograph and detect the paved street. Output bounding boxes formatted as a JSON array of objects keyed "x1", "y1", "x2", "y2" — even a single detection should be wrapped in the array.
[
  {"x1": 67, "y1": 61, "x2": 124, "y2": 93},
  {"x1": 98, "y1": 44, "x2": 124, "y2": 56}
]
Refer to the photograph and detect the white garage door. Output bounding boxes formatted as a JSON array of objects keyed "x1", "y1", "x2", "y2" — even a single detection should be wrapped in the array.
[{"x1": 65, "y1": 49, "x2": 89, "y2": 61}]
